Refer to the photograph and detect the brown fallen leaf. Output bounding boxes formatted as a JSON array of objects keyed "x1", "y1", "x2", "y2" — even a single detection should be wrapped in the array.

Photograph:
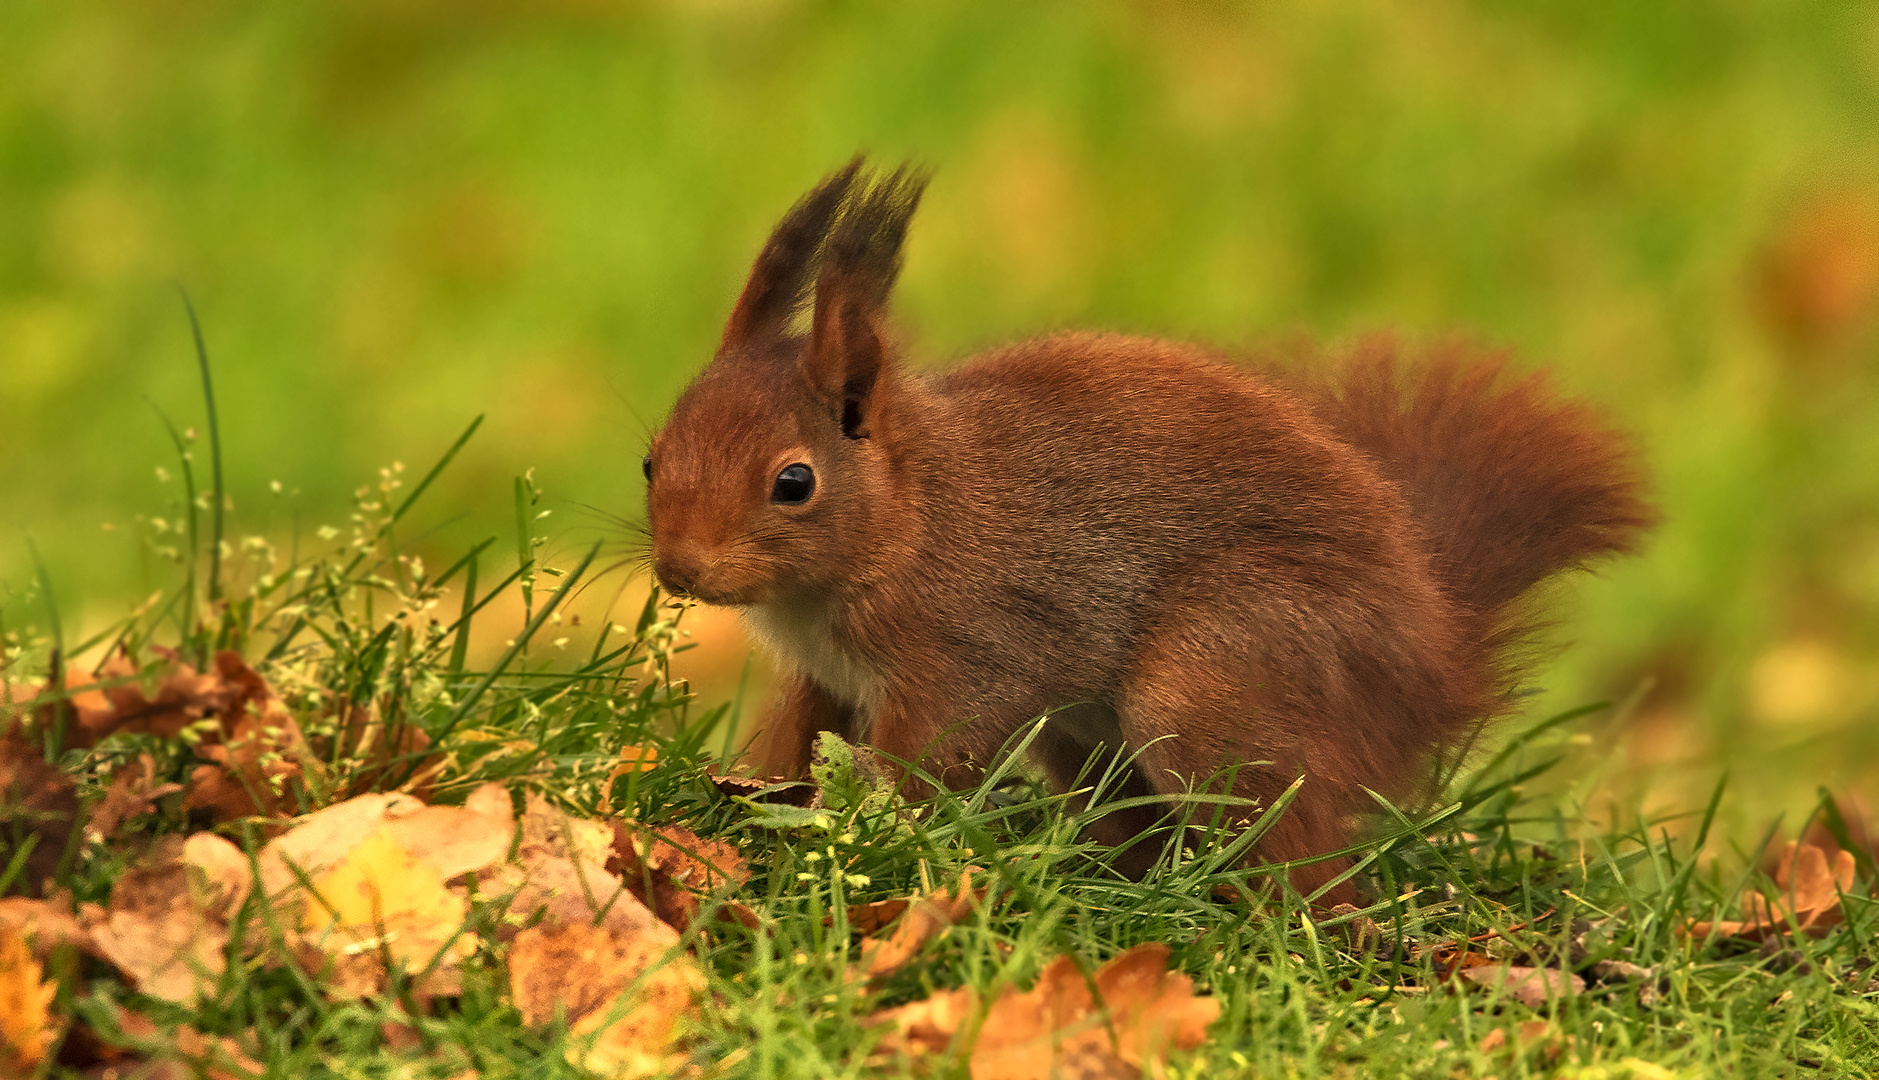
[
  {"x1": 1813, "y1": 791, "x2": 1875, "y2": 860},
  {"x1": 860, "y1": 867, "x2": 987, "y2": 979},
  {"x1": 182, "y1": 700, "x2": 315, "y2": 823},
  {"x1": 487, "y1": 797, "x2": 657, "y2": 941},
  {"x1": 869, "y1": 982, "x2": 976, "y2": 1058},
  {"x1": 594, "y1": 745, "x2": 660, "y2": 816},
  {"x1": 106, "y1": 1008, "x2": 264, "y2": 1080},
  {"x1": 0, "y1": 921, "x2": 58, "y2": 1073},
  {"x1": 510, "y1": 917, "x2": 704, "y2": 1080},
  {"x1": 0, "y1": 728, "x2": 80, "y2": 897},
  {"x1": 1456, "y1": 964, "x2": 1585, "y2": 1008},
  {"x1": 257, "y1": 783, "x2": 514, "y2": 903},
  {"x1": 709, "y1": 773, "x2": 816, "y2": 807},
  {"x1": 89, "y1": 752, "x2": 184, "y2": 839},
  {"x1": 607, "y1": 819, "x2": 749, "y2": 933},
  {"x1": 1479, "y1": 1019, "x2": 1554, "y2": 1053},
  {"x1": 31, "y1": 649, "x2": 315, "y2": 824},
  {"x1": 0, "y1": 896, "x2": 91, "y2": 960},
  {"x1": 80, "y1": 834, "x2": 249, "y2": 1005},
  {"x1": 871, "y1": 942, "x2": 1218, "y2": 1079},
  {"x1": 51, "y1": 650, "x2": 252, "y2": 749},
  {"x1": 609, "y1": 744, "x2": 659, "y2": 782},
  {"x1": 489, "y1": 793, "x2": 707, "y2": 1073},
  {"x1": 520, "y1": 794, "x2": 615, "y2": 866},
  {"x1": 329, "y1": 702, "x2": 442, "y2": 801},
  {"x1": 844, "y1": 898, "x2": 912, "y2": 937},
  {"x1": 1688, "y1": 840, "x2": 1857, "y2": 942}
]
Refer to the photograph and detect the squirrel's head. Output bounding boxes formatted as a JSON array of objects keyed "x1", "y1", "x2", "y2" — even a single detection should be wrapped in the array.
[{"x1": 645, "y1": 160, "x2": 928, "y2": 606}]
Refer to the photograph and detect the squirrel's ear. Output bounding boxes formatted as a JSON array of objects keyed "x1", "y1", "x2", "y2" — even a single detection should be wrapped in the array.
[
  {"x1": 720, "y1": 159, "x2": 863, "y2": 351},
  {"x1": 805, "y1": 164, "x2": 929, "y2": 439}
]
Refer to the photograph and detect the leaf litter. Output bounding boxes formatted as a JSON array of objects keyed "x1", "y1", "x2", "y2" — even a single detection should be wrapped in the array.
[
  {"x1": 870, "y1": 941, "x2": 1219, "y2": 1079},
  {"x1": 1688, "y1": 839, "x2": 1859, "y2": 942}
]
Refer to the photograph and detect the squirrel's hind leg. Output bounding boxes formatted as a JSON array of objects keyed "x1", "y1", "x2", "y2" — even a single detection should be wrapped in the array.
[
  {"x1": 1026, "y1": 705, "x2": 1178, "y2": 879},
  {"x1": 1112, "y1": 604, "x2": 1381, "y2": 905}
]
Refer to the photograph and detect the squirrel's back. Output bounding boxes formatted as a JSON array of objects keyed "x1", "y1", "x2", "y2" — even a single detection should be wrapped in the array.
[{"x1": 916, "y1": 330, "x2": 1430, "y2": 599}]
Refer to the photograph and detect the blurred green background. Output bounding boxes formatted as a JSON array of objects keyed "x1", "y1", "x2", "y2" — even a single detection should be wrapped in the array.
[{"x1": 4, "y1": 1, "x2": 1878, "y2": 834}]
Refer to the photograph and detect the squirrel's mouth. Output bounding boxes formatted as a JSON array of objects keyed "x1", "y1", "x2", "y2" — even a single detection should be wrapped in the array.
[{"x1": 651, "y1": 554, "x2": 771, "y2": 608}]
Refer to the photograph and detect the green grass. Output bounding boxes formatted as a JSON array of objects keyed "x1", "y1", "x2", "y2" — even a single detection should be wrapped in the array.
[{"x1": 5, "y1": 404, "x2": 1876, "y2": 1079}]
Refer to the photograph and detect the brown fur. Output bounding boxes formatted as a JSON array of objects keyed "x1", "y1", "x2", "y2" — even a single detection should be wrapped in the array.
[{"x1": 644, "y1": 163, "x2": 1653, "y2": 899}]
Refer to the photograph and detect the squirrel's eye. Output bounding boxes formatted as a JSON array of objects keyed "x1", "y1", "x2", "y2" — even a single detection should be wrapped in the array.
[
  {"x1": 641, "y1": 454, "x2": 652, "y2": 481},
  {"x1": 771, "y1": 463, "x2": 815, "y2": 505}
]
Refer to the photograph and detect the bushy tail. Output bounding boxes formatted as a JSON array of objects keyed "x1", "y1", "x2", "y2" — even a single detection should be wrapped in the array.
[{"x1": 1301, "y1": 338, "x2": 1654, "y2": 628}]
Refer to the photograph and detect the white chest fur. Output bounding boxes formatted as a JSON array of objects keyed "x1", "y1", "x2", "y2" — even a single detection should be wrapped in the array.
[{"x1": 741, "y1": 598, "x2": 884, "y2": 719}]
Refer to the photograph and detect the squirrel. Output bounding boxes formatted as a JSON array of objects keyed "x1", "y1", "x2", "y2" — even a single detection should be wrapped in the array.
[{"x1": 643, "y1": 160, "x2": 1653, "y2": 897}]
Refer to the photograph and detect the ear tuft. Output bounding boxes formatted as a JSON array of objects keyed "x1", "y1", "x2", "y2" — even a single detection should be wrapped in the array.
[
  {"x1": 720, "y1": 158, "x2": 864, "y2": 350},
  {"x1": 804, "y1": 162, "x2": 931, "y2": 436},
  {"x1": 816, "y1": 163, "x2": 931, "y2": 312}
]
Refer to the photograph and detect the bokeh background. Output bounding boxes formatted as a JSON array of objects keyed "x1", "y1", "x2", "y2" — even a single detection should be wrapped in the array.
[{"x1": 4, "y1": 2, "x2": 1878, "y2": 837}]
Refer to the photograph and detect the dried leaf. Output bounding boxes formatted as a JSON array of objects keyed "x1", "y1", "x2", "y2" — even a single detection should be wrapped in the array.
[
  {"x1": 861, "y1": 867, "x2": 987, "y2": 978},
  {"x1": 331, "y1": 703, "x2": 441, "y2": 801},
  {"x1": 0, "y1": 896, "x2": 90, "y2": 960},
  {"x1": 498, "y1": 794, "x2": 708, "y2": 1074},
  {"x1": 510, "y1": 912, "x2": 703, "y2": 1078},
  {"x1": 303, "y1": 827, "x2": 465, "y2": 936},
  {"x1": 520, "y1": 794, "x2": 615, "y2": 868},
  {"x1": 1802, "y1": 791, "x2": 1874, "y2": 870},
  {"x1": 107, "y1": 1008, "x2": 264, "y2": 1080},
  {"x1": 1456, "y1": 964, "x2": 1585, "y2": 1008},
  {"x1": 871, "y1": 943, "x2": 1218, "y2": 1078},
  {"x1": 81, "y1": 838, "x2": 232, "y2": 1005},
  {"x1": 252, "y1": 784, "x2": 512, "y2": 997},
  {"x1": 709, "y1": 773, "x2": 815, "y2": 807},
  {"x1": 607, "y1": 820, "x2": 749, "y2": 932},
  {"x1": 1688, "y1": 841, "x2": 1858, "y2": 942},
  {"x1": 1478, "y1": 1020, "x2": 1553, "y2": 1054},
  {"x1": 0, "y1": 728, "x2": 80, "y2": 897},
  {"x1": 257, "y1": 783, "x2": 513, "y2": 904},
  {"x1": 844, "y1": 898, "x2": 911, "y2": 937},
  {"x1": 294, "y1": 828, "x2": 476, "y2": 998},
  {"x1": 0, "y1": 922, "x2": 58, "y2": 1072},
  {"x1": 54, "y1": 650, "x2": 259, "y2": 749},
  {"x1": 490, "y1": 836, "x2": 647, "y2": 942},
  {"x1": 88, "y1": 753, "x2": 183, "y2": 839},
  {"x1": 184, "y1": 834, "x2": 255, "y2": 917},
  {"x1": 868, "y1": 984, "x2": 975, "y2": 1058},
  {"x1": 613, "y1": 744, "x2": 659, "y2": 775},
  {"x1": 182, "y1": 701, "x2": 314, "y2": 823}
]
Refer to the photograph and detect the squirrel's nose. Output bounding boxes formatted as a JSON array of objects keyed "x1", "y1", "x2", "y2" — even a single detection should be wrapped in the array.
[{"x1": 652, "y1": 546, "x2": 705, "y2": 599}]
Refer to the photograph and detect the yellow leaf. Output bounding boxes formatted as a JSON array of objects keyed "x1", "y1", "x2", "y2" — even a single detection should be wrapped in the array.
[
  {"x1": 0, "y1": 923, "x2": 57, "y2": 1072},
  {"x1": 305, "y1": 829, "x2": 463, "y2": 933},
  {"x1": 298, "y1": 827, "x2": 474, "y2": 992}
]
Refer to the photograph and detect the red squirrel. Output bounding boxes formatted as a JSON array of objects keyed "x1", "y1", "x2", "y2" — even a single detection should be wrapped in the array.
[{"x1": 644, "y1": 160, "x2": 1652, "y2": 893}]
